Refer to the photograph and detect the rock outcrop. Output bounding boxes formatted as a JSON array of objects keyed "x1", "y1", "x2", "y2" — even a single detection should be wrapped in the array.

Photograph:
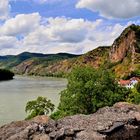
[
  {"x1": 1, "y1": 102, "x2": 140, "y2": 140},
  {"x1": 108, "y1": 24, "x2": 140, "y2": 78},
  {"x1": 109, "y1": 26, "x2": 136, "y2": 63}
]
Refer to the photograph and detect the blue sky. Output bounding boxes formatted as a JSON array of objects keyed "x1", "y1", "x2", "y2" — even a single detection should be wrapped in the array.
[
  {"x1": 9, "y1": 0, "x2": 98, "y2": 20},
  {"x1": 0, "y1": 0, "x2": 140, "y2": 55}
]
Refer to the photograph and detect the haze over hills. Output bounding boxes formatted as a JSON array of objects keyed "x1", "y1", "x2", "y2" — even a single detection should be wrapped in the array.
[{"x1": 0, "y1": 24, "x2": 140, "y2": 78}]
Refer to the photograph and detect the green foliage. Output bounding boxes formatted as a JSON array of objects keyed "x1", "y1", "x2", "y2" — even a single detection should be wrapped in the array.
[
  {"x1": 25, "y1": 96, "x2": 55, "y2": 120},
  {"x1": 45, "y1": 72, "x2": 66, "y2": 78},
  {"x1": 131, "y1": 70, "x2": 140, "y2": 77},
  {"x1": 51, "y1": 67, "x2": 129, "y2": 119},
  {"x1": 0, "y1": 69, "x2": 14, "y2": 80},
  {"x1": 127, "y1": 82, "x2": 140, "y2": 104}
]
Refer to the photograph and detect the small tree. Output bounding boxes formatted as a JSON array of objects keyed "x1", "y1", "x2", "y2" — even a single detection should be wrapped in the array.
[{"x1": 25, "y1": 96, "x2": 55, "y2": 120}]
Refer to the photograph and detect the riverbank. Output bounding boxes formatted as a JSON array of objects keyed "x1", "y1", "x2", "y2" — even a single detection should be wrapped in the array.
[{"x1": 0, "y1": 102, "x2": 140, "y2": 140}]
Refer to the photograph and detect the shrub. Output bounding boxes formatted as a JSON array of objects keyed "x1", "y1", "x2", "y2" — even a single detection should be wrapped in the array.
[{"x1": 0, "y1": 69, "x2": 14, "y2": 80}]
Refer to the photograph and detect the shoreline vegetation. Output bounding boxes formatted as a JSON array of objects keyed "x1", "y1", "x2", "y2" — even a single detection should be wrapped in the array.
[
  {"x1": 0, "y1": 69, "x2": 14, "y2": 81},
  {"x1": 24, "y1": 66, "x2": 140, "y2": 121}
]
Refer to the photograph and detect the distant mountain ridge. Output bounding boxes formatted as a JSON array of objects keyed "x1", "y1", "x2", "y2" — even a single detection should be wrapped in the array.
[
  {"x1": 0, "y1": 24, "x2": 140, "y2": 78},
  {"x1": 0, "y1": 52, "x2": 80, "y2": 75}
]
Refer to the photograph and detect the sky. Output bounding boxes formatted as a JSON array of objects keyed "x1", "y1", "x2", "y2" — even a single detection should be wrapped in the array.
[{"x1": 0, "y1": 0, "x2": 140, "y2": 55}]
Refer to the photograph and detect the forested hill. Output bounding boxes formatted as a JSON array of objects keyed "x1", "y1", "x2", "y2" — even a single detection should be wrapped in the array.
[{"x1": 0, "y1": 52, "x2": 80, "y2": 76}]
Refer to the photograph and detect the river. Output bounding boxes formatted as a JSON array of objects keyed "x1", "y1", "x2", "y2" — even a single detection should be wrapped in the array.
[{"x1": 0, "y1": 76, "x2": 67, "y2": 126}]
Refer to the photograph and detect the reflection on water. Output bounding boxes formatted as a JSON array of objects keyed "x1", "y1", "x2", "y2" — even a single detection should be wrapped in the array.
[{"x1": 0, "y1": 76, "x2": 67, "y2": 126}]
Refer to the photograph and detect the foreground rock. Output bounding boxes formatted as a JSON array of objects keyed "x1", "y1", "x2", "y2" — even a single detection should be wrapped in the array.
[{"x1": 1, "y1": 102, "x2": 140, "y2": 140}]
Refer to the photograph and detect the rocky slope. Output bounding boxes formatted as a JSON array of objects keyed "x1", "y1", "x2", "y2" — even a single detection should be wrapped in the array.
[
  {"x1": 1, "y1": 102, "x2": 140, "y2": 140},
  {"x1": 45, "y1": 46, "x2": 109, "y2": 74},
  {"x1": 110, "y1": 25, "x2": 138, "y2": 63},
  {"x1": 109, "y1": 24, "x2": 140, "y2": 78}
]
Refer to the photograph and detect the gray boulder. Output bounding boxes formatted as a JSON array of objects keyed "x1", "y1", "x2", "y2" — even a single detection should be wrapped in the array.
[{"x1": 0, "y1": 102, "x2": 140, "y2": 140}]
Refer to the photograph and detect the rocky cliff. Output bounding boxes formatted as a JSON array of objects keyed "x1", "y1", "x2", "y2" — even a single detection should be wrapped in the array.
[
  {"x1": 1, "y1": 102, "x2": 140, "y2": 140},
  {"x1": 109, "y1": 24, "x2": 140, "y2": 78}
]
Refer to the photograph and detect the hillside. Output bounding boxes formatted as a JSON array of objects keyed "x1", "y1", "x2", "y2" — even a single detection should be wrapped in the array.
[
  {"x1": 0, "y1": 24, "x2": 140, "y2": 78},
  {"x1": 0, "y1": 52, "x2": 80, "y2": 76},
  {"x1": 0, "y1": 52, "x2": 50, "y2": 69},
  {"x1": 45, "y1": 46, "x2": 110, "y2": 74},
  {"x1": 45, "y1": 24, "x2": 140, "y2": 78},
  {"x1": 11, "y1": 46, "x2": 109, "y2": 76}
]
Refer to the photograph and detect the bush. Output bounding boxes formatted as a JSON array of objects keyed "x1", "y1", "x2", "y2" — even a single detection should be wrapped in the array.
[
  {"x1": 51, "y1": 67, "x2": 129, "y2": 119},
  {"x1": 0, "y1": 69, "x2": 14, "y2": 80},
  {"x1": 25, "y1": 96, "x2": 55, "y2": 120},
  {"x1": 127, "y1": 82, "x2": 140, "y2": 104}
]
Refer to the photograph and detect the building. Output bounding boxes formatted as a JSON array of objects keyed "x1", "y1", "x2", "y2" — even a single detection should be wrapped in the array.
[{"x1": 118, "y1": 77, "x2": 139, "y2": 88}]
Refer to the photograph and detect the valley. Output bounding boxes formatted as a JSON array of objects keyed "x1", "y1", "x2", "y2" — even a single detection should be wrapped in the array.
[{"x1": 0, "y1": 24, "x2": 140, "y2": 79}]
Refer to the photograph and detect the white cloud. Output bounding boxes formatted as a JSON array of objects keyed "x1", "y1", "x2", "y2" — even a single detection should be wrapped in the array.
[
  {"x1": 0, "y1": 13, "x2": 41, "y2": 36},
  {"x1": 21, "y1": 17, "x2": 103, "y2": 52},
  {"x1": 0, "y1": 0, "x2": 10, "y2": 20},
  {"x1": 76, "y1": 0, "x2": 140, "y2": 19},
  {"x1": 0, "y1": 15, "x2": 133, "y2": 55},
  {"x1": 22, "y1": 17, "x2": 101, "y2": 46},
  {"x1": 0, "y1": 36, "x2": 18, "y2": 50},
  {"x1": 21, "y1": 17, "x2": 125, "y2": 54}
]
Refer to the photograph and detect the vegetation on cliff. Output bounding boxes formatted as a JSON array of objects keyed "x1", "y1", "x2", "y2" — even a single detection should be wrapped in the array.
[{"x1": 0, "y1": 69, "x2": 14, "y2": 81}]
